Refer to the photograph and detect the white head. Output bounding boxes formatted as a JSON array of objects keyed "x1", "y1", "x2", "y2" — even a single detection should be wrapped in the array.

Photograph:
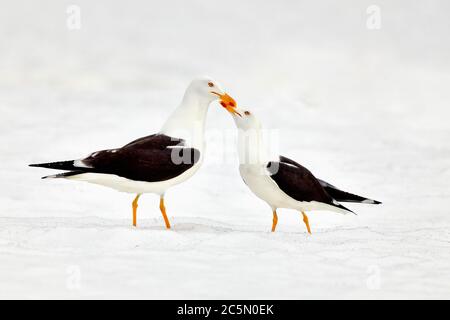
[
  {"x1": 227, "y1": 107, "x2": 271, "y2": 165},
  {"x1": 160, "y1": 77, "x2": 239, "y2": 147},
  {"x1": 184, "y1": 76, "x2": 237, "y2": 110},
  {"x1": 227, "y1": 107, "x2": 262, "y2": 131}
]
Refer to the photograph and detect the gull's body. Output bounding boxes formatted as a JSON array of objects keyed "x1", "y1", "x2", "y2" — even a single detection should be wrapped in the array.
[
  {"x1": 30, "y1": 77, "x2": 237, "y2": 228},
  {"x1": 228, "y1": 108, "x2": 381, "y2": 233},
  {"x1": 66, "y1": 163, "x2": 201, "y2": 195},
  {"x1": 239, "y1": 163, "x2": 346, "y2": 214}
]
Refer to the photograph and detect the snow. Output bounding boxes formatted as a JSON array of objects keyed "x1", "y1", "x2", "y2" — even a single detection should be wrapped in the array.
[{"x1": 1, "y1": 0, "x2": 450, "y2": 299}]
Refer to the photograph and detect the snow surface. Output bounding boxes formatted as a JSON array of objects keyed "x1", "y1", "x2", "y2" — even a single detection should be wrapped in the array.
[{"x1": 1, "y1": 0, "x2": 450, "y2": 299}]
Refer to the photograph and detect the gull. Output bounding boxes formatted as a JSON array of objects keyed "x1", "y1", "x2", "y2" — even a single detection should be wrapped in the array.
[
  {"x1": 226, "y1": 107, "x2": 381, "y2": 234},
  {"x1": 30, "y1": 77, "x2": 239, "y2": 229}
]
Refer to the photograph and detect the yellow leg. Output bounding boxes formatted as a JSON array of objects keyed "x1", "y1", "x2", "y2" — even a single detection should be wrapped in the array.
[
  {"x1": 132, "y1": 194, "x2": 141, "y2": 227},
  {"x1": 301, "y1": 211, "x2": 312, "y2": 234},
  {"x1": 271, "y1": 210, "x2": 278, "y2": 232},
  {"x1": 159, "y1": 196, "x2": 171, "y2": 229}
]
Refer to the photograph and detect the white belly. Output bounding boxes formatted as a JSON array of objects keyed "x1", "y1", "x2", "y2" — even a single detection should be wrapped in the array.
[
  {"x1": 239, "y1": 164, "x2": 347, "y2": 214},
  {"x1": 67, "y1": 161, "x2": 202, "y2": 195}
]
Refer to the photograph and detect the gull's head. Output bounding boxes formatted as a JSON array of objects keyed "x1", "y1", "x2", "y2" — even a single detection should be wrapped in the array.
[
  {"x1": 228, "y1": 107, "x2": 261, "y2": 131},
  {"x1": 187, "y1": 77, "x2": 239, "y2": 114}
]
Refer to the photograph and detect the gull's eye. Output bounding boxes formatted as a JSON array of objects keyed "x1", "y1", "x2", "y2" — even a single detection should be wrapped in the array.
[
  {"x1": 208, "y1": 82, "x2": 214, "y2": 87},
  {"x1": 244, "y1": 111, "x2": 251, "y2": 116}
]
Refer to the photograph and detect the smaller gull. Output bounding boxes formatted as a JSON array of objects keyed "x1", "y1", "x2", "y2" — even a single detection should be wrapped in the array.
[{"x1": 226, "y1": 107, "x2": 381, "y2": 234}]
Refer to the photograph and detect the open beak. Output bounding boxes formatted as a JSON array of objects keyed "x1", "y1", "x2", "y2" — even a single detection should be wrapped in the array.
[{"x1": 212, "y1": 92, "x2": 241, "y2": 117}]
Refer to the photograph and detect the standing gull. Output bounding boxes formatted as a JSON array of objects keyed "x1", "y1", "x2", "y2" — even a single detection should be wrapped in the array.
[
  {"x1": 226, "y1": 107, "x2": 381, "y2": 234},
  {"x1": 30, "y1": 77, "x2": 239, "y2": 228}
]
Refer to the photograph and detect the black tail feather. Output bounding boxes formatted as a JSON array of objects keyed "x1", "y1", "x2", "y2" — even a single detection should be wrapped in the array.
[
  {"x1": 332, "y1": 202, "x2": 356, "y2": 215},
  {"x1": 321, "y1": 184, "x2": 381, "y2": 204},
  {"x1": 29, "y1": 160, "x2": 76, "y2": 171},
  {"x1": 42, "y1": 171, "x2": 84, "y2": 179}
]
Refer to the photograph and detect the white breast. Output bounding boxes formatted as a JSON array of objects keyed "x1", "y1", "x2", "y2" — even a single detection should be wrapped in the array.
[
  {"x1": 239, "y1": 163, "x2": 340, "y2": 213},
  {"x1": 239, "y1": 164, "x2": 296, "y2": 209}
]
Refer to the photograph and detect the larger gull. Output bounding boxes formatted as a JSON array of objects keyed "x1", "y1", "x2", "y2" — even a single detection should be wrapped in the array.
[{"x1": 30, "y1": 77, "x2": 239, "y2": 229}]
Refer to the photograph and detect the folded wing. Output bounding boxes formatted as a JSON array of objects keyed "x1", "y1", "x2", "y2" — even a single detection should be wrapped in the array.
[
  {"x1": 267, "y1": 156, "x2": 354, "y2": 213},
  {"x1": 29, "y1": 134, "x2": 200, "y2": 182}
]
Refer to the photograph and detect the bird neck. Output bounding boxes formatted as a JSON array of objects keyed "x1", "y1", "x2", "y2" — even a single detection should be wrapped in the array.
[
  {"x1": 237, "y1": 127, "x2": 269, "y2": 166},
  {"x1": 160, "y1": 92, "x2": 211, "y2": 149}
]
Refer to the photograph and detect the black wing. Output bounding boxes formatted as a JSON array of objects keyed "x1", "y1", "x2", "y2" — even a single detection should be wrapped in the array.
[
  {"x1": 267, "y1": 156, "x2": 353, "y2": 213},
  {"x1": 30, "y1": 134, "x2": 200, "y2": 182}
]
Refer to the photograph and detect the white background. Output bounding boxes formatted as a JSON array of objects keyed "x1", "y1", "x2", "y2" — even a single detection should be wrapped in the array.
[{"x1": 0, "y1": 0, "x2": 449, "y2": 299}]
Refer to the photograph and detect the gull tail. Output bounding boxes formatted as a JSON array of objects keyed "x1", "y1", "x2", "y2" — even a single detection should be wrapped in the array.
[
  {"x1": 327, "y1": 189, "x2": 381, "y2": 204},
  {"x1": 330, "y1": 201, "x2": 356, "y2": 215},
  {"x1": 29, "y1": 160, "x2": 77, "y2": 171},
  {"x1": 29, "y1": 161, "x2": 85, "y2": 179},
  {"x1": 318, "y1": 179, "x2": 382, "y2": 205},
  {"x1": 41, "y1": 171, "x2": 84, "y2": 179}
]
